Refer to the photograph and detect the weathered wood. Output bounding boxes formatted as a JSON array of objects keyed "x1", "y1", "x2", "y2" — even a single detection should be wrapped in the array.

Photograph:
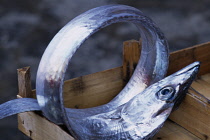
[
  {"x1": 17, "y1": 67, "x2": 33, "y2": 98},
  {"x1": 192, "y1": 74, "x2": 210, "y2": 102},
  {"x1": 169, "y1": 73, "x2": 210, "y2": 140},
  {"x1": 122, "y1": 40, "x2": 141, "y2": 82},
  {"x1": 18, "y1": 112, "x2": 74, "y2": 140},
  {"x1": 153, "y1": 120, "x2": 200, "y2": 140},
  {"x1": 168, "y1": 42, "x2": 210, "y2": 76},
  {"x1": 18, "y1": 111, "x2": 199, "y2": 140},
  {"x1": 63, "y1": 67, "x2": 124, "y2": 108}
]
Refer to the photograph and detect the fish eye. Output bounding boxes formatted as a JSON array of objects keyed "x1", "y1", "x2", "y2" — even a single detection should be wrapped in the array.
[{"x1": 157, "y1": 86, "x2": 175, "y2": 101}]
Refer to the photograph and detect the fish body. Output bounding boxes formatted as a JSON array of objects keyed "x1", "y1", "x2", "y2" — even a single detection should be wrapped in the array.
[{"x1": 65, "y1": 62, "x2": 200, "y2": 140}]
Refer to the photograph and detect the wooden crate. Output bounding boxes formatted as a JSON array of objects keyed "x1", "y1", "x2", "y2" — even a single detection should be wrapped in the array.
[{"x1": 17, "y1": 40, "x2": 210, "y2": 140}]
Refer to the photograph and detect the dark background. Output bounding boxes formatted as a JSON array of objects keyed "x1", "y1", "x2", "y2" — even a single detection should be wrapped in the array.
[{"x1": 0, "y1": 0, "x2": 210, "y2": 139}]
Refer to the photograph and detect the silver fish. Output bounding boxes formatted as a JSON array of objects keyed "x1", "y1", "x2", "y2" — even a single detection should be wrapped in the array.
[
  {"x1": 0, "y1": 4, "x2": 169, "y2": 135},
  {"x1": 0, "y1": 4, "x2": 198, "y2": 140},
  {"x1": 36, "y1": 4, "x2": 169, "y2": 124},
  {"x1": 64, "y1": 62, "x2": 200, "y2": 140}
]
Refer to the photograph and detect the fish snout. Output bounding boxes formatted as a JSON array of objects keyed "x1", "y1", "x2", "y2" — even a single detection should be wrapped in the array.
[{"x1": 173, "y1": 61, "x2": 200, "y2": 109}]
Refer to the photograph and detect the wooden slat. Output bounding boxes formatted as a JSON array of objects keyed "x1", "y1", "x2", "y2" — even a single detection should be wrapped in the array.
[
  {"x1": 169, "y1": 93, "x2": 210, "y2": 140},
  {"x1": 18, "y1": 112, "x2": 74, "y2": 140},
  {"x1": 122, "y1": 40, "x2": 141, "y2": 82},
  {"x1": 191, "y1": 78, "x2": 210, "y2": 103},
  {"x1": 168, "y1": 42, "x2": 210, "y2": 76},
  {"x1": 63, "y1": 67, "x2": 124, "y2": 108},
  {"x1": 18, "y1": 111, "x2": 199, "y2": 140},
  {"x1": 169, "y1": 73, "x2": 210, "y2": 140},
  {"x1": 153, "y1": 120, "x2": 200, "y2": 140},
  {"x1": 200, "y1": 73, "x2": 210, "y2": 84},
  {"x1": 17, "y1": 67, "x2": 33, "y2": 98}
]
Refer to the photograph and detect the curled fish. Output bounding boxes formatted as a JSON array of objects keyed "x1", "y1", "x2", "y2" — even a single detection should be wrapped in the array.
[
  {"x1": 36, "y1": 4, "x2": 169, "y2": 124},
  {"x1": 0, "y1": 4, "x2": 196, "y2": 140},
  {"x1": 65, "y1": 62, "x2": 200, "y2": 140},
  {"x1": 0, "y1": 3, "x2": 169, "y2": 131}
]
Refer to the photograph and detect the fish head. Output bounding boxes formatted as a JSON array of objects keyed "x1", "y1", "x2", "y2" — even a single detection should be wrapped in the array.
[
  {"x1": 127, "y1": 61, "x2": 200, "y2": 116},
  {"x1": 153, "y1": 61, "x2": 200, "y2": 115},
  {"x1": 122, "y1": 62, "x2": 200, "y2": 139},
  {"x1": 140, "y1": 62, "x2": 200, "y2": 138}
]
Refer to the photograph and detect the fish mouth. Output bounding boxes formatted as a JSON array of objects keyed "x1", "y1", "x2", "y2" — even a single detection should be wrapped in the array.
[
  {"x1": 152, "y1": 104, "x2": 172, "y2": 118},
  {"x1": 175, "y1": 62, "x2": 200, "y2": 78},
  {"x1": 173, "y1": 61, "x2": 200, "y2": 110}
]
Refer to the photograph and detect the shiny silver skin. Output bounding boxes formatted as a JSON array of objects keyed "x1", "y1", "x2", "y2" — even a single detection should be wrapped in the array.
[
  {"x1": 65, "y1": 62, "x2": 200, "y2": 140},
  {"x1": 36, "y1": 5, "x2": 169, "y2": 124}
]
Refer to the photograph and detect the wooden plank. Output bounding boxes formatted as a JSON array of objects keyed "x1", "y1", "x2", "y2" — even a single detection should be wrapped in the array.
[
  {"x1": 200, "y1": 73, "x2": 210, "y2": 84},
  {"x1": 18, "y1": 111, "x2": 199, "y2": 140},
  {"x1": 170, "y1": 96, "x2": 209, "y2": 140},
  {"x1": 169, "y1": 89, "x2": 210, "y2": 140},
  {"x1": 190, "y1": 78, "x2": 210, "y2": 103},
  {"x1": 18, "y1": 112, "x2": 74, "y2": 140},
  {"x1": 168, "y1": 42, "x2": 210, "y2": 76},
  {"x1": 153, "y1": 120, "x2": 200, "y2": 140},
  {"x1": 63, "y1": 67, "x2": 125, "y2": 108},
  {"x1": 169, "y1": 73, "x2": 210, "y2": 140},
  {"x1": 122, "y1": 40, "x2": 141, "y2": 82},
  {"x1": 17, "y1": 67, "x2": 33, "y2": 98}
]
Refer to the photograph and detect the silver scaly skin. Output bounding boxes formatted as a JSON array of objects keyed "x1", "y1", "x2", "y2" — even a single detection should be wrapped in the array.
[{"x1": 66, "y1": 62, "x2": 200, "y2": 140}]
